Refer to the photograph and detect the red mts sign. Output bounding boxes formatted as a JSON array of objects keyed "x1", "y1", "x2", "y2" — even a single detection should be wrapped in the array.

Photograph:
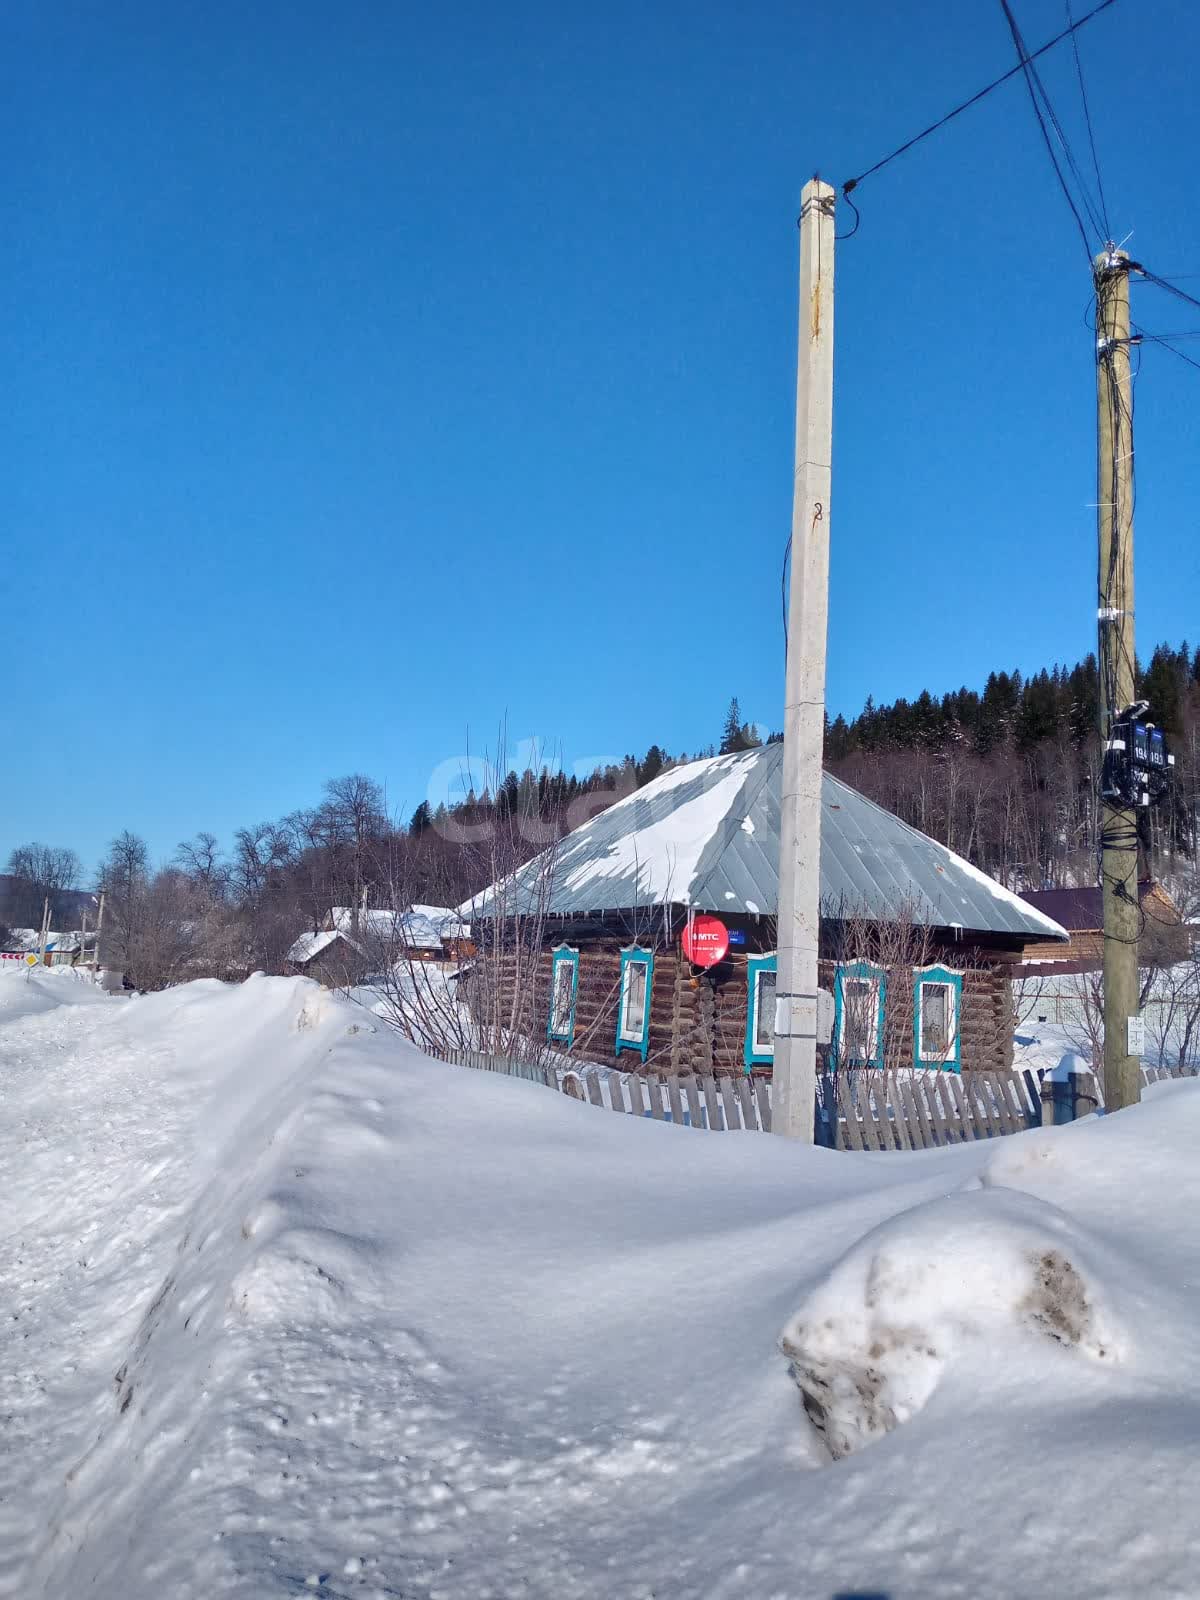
[{"x1": 681, "y1": 914, "x2": 729, "y2": 968}]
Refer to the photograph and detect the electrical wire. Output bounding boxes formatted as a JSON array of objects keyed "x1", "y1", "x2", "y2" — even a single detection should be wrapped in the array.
[
  {"x1": 835, "y1": 190, "x2": 860, "y2": 242},
  {"x1": 1140, "y1": 270, "x2": 1200, "y2": 316},
  {"x1": 1006, "y1": 0, "x2": 1108, "y2": 242},
  {"x1": 1065, "y1": 0, "x2": 1111, "y2": 240},
  {"x1": 998, "y1": 0, "x2": 1103, "y2": 257},
  {"x1": 1135, "y1": 331, "x2": 1200, "y2": 374},
  {"x1": 781, "y1": 532, "x2": 791, "y2": 657},
  {"x1": 839, "y1": 0, "x2": 1119, "y2": 203}
]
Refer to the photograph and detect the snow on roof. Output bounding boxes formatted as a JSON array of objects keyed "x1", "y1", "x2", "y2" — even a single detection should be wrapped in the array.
[
  {"x1": 328, "y1": 907, "x2": 400, "y2": 938},
  {"x1": 409, "y1": 904, "x2": 470, "y2": 939},
  {"x1": 287, "y1": 929, "x2": 363, "y2": 965},
  {"x1": 397, "y1": 912, "x2": 443, "y2": 950},
  {"x1": 328, "y1": 906, "x2": 468, "y2": 948},
  {"x1": 462, "y1": 744, "x2": 1068, "y2": 943},
  {"x1": 2, "y1": 929, "x2": 84, "y2": 953}
]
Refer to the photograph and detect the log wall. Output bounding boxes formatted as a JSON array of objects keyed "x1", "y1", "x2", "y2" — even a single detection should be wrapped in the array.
[{"x1": 480, "y1": 927, "x2": 1019, "y2": 1076}]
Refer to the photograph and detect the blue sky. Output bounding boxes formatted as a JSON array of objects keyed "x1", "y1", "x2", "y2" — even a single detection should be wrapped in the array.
[{"x1": 4, "y1": 0, "x2": 1199, "y2": 873}]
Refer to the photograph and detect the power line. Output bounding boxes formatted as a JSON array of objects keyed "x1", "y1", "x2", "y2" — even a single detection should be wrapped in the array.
[
  {"x1": 1138, "y1": 333, "x2": 1200, "y2": 374},
  {"x1": 1065, "y1": 0, "x2": 1111, "y2": 240},
  {"x1": 1004, "y1": 0, "x2": 1108, "y2": 241},
  {"x1": 840, "y1": 0, "x2": 1119, "y2": 201},
  {"x1": 1140, "y1": 270, "x2": 1200, "y2": 317},
  {"x1": 998, "y1": 0, "x2": 1103, "y2": 257}
]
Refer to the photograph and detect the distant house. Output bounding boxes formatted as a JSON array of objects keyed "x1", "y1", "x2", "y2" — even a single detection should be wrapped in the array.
[
  {"x1": 406, "y1": 905, "x2": 474, "y2": 962},
  {"x1": 286, "y1": 928, "x2": 368, "y2": 987},
  {"x1": 1, "y1": 928, "x2": 91, "y2": 968},
  {"x1": 1017, "y1": 882, "x2": 1188, "y2": 971},
  {"x1": 460, "y1": 745, "x2": 1066, "y2": 1077},
  {"x1": 322, "y1": 905, "x2": 473, "y2": 964}
]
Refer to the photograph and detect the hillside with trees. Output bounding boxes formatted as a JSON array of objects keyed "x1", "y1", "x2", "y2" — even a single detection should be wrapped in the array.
[
  {"x1": 824, "y1": 641, "x2": 1198, "y2": 899},
  {"x1": 5, "y1": 644, "x2": 1197, "y2": 988}
]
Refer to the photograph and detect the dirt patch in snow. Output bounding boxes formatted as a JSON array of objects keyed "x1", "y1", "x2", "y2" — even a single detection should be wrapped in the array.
[{"x1": 781, "y1": 1190, "x2": 1123, "y2": 1461}]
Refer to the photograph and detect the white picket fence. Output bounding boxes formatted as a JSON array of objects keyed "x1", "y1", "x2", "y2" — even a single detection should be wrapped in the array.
[{"x1": 430, "y1": 1047, "x2": 1198, "y2": 1149}]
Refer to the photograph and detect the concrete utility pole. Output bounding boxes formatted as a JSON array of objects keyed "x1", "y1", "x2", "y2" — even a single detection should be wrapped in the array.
[
  {"x1": 774, "y1": 177, "x2": 835, "y2": 1141},
  {"x1": 1095, "y1": 248, "x2": 1141, "y2": 1111}
]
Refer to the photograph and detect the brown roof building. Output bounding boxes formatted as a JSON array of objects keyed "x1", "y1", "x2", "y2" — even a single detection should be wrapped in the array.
[{"x1": 1018, "y1": 881, "x2": 1187, "y2": 970}]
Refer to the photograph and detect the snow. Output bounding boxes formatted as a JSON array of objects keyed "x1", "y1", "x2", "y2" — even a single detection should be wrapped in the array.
[
  {"x1": 325, "y1": 907, "x2": 464, "y2": 951},
  {"x1": 559, "y1": 753, "x2": 754, "y2": 906},
  {"x1": 409, "y1": 905, "x2": 470, "y2": 939},
  {"x1": 4, "y1": 965, "x2": 1200, "y2": 1598},
  {"x1": 933, "y1": 844, "x2": 1068, "y2": 940},
  {"x1": 286, "y1": 929, "x2": 362, "y2": 965}
]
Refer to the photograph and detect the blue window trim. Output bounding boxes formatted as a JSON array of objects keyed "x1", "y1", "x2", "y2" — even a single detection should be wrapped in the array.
[
  {"x1": 615, "y1": 946, "x2": 654, "y2": 1061},
  {"x1": 913, "y1": 964, "x2": 963, "y2": 1072},
  {"x1": 547, "y1": 945, "x2": 579, "y2": 1047},
  {"x1": 744, "y1": 954, "x2": 777, "y2": 1070},
  {"x1": 832, "y1": 961, "x2": 887, "y2": 1069}
]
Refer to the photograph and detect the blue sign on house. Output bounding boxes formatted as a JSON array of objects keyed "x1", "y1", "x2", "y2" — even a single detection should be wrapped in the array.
[{"x1": 728, "y1": 928, "x2": 746, "y2": 947}]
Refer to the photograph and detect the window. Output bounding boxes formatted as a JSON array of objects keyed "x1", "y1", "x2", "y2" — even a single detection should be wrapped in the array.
[
  {"x1": 914, "y1": 965, "x2": 962, "y2": 1070},
  {"x1": 744, "y1": 954, "x2": 777, "y2": 1069},
  {"x1": 921, "y1": 984, "x2": 950, "y2": 1056},
  {"x1": 616, "y1": 947, "x2": 654, "y2": 1061},
  {"x1": 833, "y1": 962, "x2": 886, "y2": 1068},
  {"x1": 547, "y1": 946, "x2": 578, "y2": 1045}
]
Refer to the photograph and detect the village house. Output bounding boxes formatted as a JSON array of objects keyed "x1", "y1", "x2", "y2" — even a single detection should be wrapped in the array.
[
  {"x1": 461, "y1": 745, "x2": 1067, "y2": 1076},
  {"x1": 1016, "y1": 881, "x2": 1187, "y2": 971},
  {"x1": 286, "y1": 928, "x2": 370, "y2": 987},
  {"x1": 0, "y1": 927, "x2": 94, "y2": 969},
  {"x1": 321, "y1": 904, "x2": 473, "y2": 963},
  {"x1": 289, "y1": 903, "x2": 474, "y2": 986}
]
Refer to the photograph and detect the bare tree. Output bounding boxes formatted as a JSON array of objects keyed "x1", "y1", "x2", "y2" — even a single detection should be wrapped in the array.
[
  {"x1": 1145, "y1": 945, "x2": 1200, "y2": 1069},
  {"x1": 175, "y1": 832, "x2": 229, "y2": 899},
  {"x1": 95, "y1": 831, "x2": 150, "y2": 977},
  {"x1": 4, "y1": 842, "x2": 83, "y2": 927}
]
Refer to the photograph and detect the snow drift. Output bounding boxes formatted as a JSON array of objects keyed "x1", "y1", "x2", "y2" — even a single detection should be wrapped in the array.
[
  {"x1": 4, "y1": 966, "x2": 1200, "y2": 1600},
  {"x1": 781, "y1": 1186, "x2": 1126, "y2": 1460}
]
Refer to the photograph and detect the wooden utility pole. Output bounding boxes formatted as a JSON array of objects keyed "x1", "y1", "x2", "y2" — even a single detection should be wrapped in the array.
[
  {"x1": 1095, "y1": 248, "x2": 1141, "y2": 1111},
  {"x1": 774, "y1": 177, "x2": 835, "y2": 1141}
]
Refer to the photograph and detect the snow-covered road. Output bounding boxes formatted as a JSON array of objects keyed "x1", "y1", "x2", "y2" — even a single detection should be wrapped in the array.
[{"x1": 4, "y1": 968, "x2": 1200, "y2": 1599}]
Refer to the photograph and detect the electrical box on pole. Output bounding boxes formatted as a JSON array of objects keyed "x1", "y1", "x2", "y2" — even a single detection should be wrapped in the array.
[{"x1": 1100, "y1": 700, "x2": 1174, "y2": 810}]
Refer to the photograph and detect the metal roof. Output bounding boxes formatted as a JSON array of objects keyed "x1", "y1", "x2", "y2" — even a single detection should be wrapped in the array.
[
  {"x1": 1018, "y1": 882, "x2": 1169, "y2": 933},
  {"x1": 463, "y1": 744, "x2": 1068, "y2": 943}
]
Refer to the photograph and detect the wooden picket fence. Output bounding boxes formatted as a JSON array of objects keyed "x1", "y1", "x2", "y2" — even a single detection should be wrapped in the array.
[{"x1": 430, "y1": 1046, "x2": 1197, "y2": 1150}]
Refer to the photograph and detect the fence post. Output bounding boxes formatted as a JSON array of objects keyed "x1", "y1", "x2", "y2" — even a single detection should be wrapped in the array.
[
  {"x1": 1040, "y1": 1074, "x2": 1060, "y2": 1127},
  {"x1": 1041, "y1": 1066, "x2": 1097, "y2": 1126},
  {"x1": 1072, "y1": 1070, "x2": 1101, "y2": 1119},
  {"x1": 814, "y1": 1075, "x2": 838, "y2": 1148},
  {"x1": 1022, "y1": 1069, "x2": 1043, "y2": 1129}
]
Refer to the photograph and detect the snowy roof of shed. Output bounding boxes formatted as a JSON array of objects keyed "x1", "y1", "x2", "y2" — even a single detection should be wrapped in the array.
[
  {"x1": 461, "y1": 744, "x2": 1068, "y2": 942},
  {"x1": 409, "y1": 905, "x2": 471, "y2": 939},
  {"x1": 328, "y1": 905, "x2": 468, "y2": 948},
  {"x1": 288, "y1": 929, "x2": 364, "y2": 965}
]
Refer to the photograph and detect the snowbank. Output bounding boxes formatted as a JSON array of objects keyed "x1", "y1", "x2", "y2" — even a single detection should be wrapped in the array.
[
  {"x1": 0, "y1": 960, "x2": 111, "y2": 1021},
  {"x1": 4, "y1": 974, "x2": 1200, "y2": 1599},
  {"x1": 781, "y1": 1185, "x2": 1126, "y2": 1460}
]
